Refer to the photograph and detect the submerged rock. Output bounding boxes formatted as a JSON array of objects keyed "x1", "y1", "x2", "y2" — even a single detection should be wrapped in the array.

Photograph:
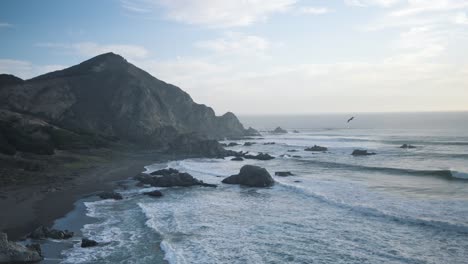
[
  {"x1": 351, "y1": 149, "x2": 376, "y2": 156},
  {"x1": 400, "y1": 144, "x2": 417, "y2": 149},
  {"x1": 231, "y1": 157, "x2": 244, "y2": 161},
  {"x1": 222, "y1": 165, "x2": 274, "y2": 187},
  {"x1": 263, "y1": 142, "x2": 276, "y2": 145},
  {"x1": 275, "y1": 171, "x2": 294, "y2": 177},
  {"x1": 292, "y1": 155, "x2": 302, "y2": 158},
  {"x1": 227, "y1": 142, "x2": 240, "y2": 147},
  {"x1": 81, "y1": 238, "x2": 98, "y2": 248},
  {"x1": 29, "y1": 226, "x2": 74, "y2": 240},
  {"x1": 0, "y1": 232, "x2": 43, "y2": 263},
  {"x1": 272, "y1": 127, "x2": 287, "y2": 134},
  {"x1": 287, "y1": 149, "x2": 298, "y2": 152},
  {"x1": 243, "y1": 153, "x2": 275, "y2": 161},
  {"x1": 98, "y1": 191, "x2": 123, "y2": 200},
  {"x1": 135, "y1": 170, "x2": 217, "y2": 188},
  {"x1": 243, "y1": 142, "x2": 256, "y2": 146},
  {"x1": 143, "y1": 190, "x2": 163, "y2": 197},
  {"x1": 305, "y1": 145, "x2": 328, "y2": 152}
]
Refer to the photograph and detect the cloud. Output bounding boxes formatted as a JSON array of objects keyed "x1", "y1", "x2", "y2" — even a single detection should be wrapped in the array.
[
  {"x1": 390, "y1": 0, "x2": 468, "y2": 17},
  {"x1": 121, "y1": 0, "x2": 297, "y2": 27},
  {"x1": 0, "y1": 22, "x2": 12, "y2": 28},
  {"x1": 453, "y1": 11, "x2": 468, "y2": 24},
  {"x1": 297, "y1": 6, "x2": 331, "y2": 15},
  {"x1": 195, "y1": 32, "x2": 270, "y2": 56},
  {"x1": 0, "y1": 59, "x2": 65, "y2": 79},
  {"x1": 36, "y1": 42, "x2": 150, "y2": 60},
  {"x1": 344, "y1": 0, "x2": 402, "y2": 7}
]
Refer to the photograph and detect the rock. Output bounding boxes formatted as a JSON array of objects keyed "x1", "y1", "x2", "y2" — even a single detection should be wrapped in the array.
[
  {"x1": 245, "y1": 127, "x2": 261, "y2": 136},
  {"x1": 227, "y1": 142, "x2": 240, "y2": 147},
  {"x1": 0, "y1": 232, "x2": 43, "y2": 263},
  {"x1": 243, "y1": 142, "x2": 256, "y2": 146},
  {"x1": 293, "y1": 130, "x2": 300, "y2": 133},
  {"x1": 29, "y1": 226, "x2": 73, "y2": 240},
  {"x1": 81, "y1": 238, "x2": 98, "y2": 248},
  {"x1": 166, "y1": 133, "x2": 234, "y2": 158},
  {"x1": 292, "y1": 155, "x2": 302, "y2": 158},
  {"x1": 243, "y1": 153, "x2": 275, "y2": 161},
  {"x1": 294, "y1": 180, "x2": 302, "y2": 183},
  {"x1": 287, "y1": 149, "x2": 298, "y2": 152},
  {"x1": 275, "y1": 171, "x2": 294, "y2": 176},
  {"x1": 271, "y1": 127, "x2": 287, "y2": 134},
  {"x1": 98, "y1": 191, "x2": 123, "y2": 200},
  {"x1": 143, "y1": 190, "x2": 163, "y2": 197},
  {"x1": 135, "y1": 170, "x2": 216, "y2": 188},
  {"x1": 305, "y1": 145, "x2": 328, "y2": 152},
  {"x1": 400, "y1": 144, "x2": 416, "y2": 149},
  {"x1": 263, "y1": 142, "x2": 275, "y2": 145},
  {"x1": 351, "y1": 149, "x2": 376, "y2": 156},
  {"x1": 222, "y1": 165, "x2": 274, "y2": 187},
  {"x1": 150, "y1": 168, "x2": 179, "y2": 176},
  {"x1": 231, "y1": 157, "x2": 244, "y2": 161}
]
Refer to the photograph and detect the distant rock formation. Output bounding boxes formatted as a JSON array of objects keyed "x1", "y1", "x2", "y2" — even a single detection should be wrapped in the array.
[
  {"x1": 245, "y1": 127, "x2": 261, "y2": 136},
  {"x1": 0, "y1": 53, "x2": 252, "y2": 150},
  {"x1": 400, "y1": 144, "x2": 416, "y2": 149},
  {"x1": 222, "y1": 165, "x2": 274, "y2": 187},
  {"x1": 305, "y1": 145, "x2": 328, "y2": 152},
  {"x1": 0, "y1": 232, "x2": 42, "y2": 263},
  {"x1": 351, "y1": 149, "x2": 376, "y2": 156},
  {"x1": 271, "y1": 127, "x2": 287, "y2": 134}
]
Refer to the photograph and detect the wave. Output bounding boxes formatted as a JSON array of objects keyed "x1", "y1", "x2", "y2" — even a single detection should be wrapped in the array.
[
  {"x1": 275, "y1": 180, "x2": 468, "y2": 234},
  {"x1": 292, "y1": 159, "x2": 467, "y2": 180}
]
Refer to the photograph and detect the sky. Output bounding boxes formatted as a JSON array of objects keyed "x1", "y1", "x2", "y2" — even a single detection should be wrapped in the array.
[{"x1": 1, "y1": 0, "x2": 467, "y2": 115}]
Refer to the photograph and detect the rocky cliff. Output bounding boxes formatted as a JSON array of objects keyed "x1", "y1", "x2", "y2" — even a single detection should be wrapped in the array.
[{"x1": 0, "y1": 53, "x2": 254, "y2": 148}]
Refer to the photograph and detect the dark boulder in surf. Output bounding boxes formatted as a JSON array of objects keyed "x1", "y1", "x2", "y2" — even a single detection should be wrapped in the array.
[
  {"x1": 135, "y1": 170, "x2": 216, "y2": 188},
  {"x1": 0, "y1": 232, "x2": 43, "y2": 263},
  {"x1": 275, "y1": 171, "x2": 294, "y2": 176},
  {"x1": 351, "y1": 149, "x2": 376, "y2": 156},
  {"x1": 272, "y1": 127, "x2": 287, "y2": 134},
  {"x1": 143, "y1": 190, "x2": 163, "y2": 197},
  {"x1": 222, "y1": 165, "x2": 274, "y2": 187},
  {"x1": 231, "y1": 157, "x2": 244, "y2": 161},
  {"x1": 243, "y1": 153, "x2": 275, "y2": 161},
  {"x1": 400, "y1": 144, "x2": 417, "y2": 149},
  {"x1": 305, "y1": 145, "x2": 328, "y2": 152},
  {"x1": 29, "y1": 226, "x2": 73, "y2": 240},
  {"x1": 98, "y1": 191, "x2": 123, "y2": 200},
  {"x1": 81, "y1": 238, "x2": 98, "y2": 248}
]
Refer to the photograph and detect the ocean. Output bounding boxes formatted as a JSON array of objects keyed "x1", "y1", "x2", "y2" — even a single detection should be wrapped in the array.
[{"x1": 47, "y1": 112, "x2": 468, "y2": 263}]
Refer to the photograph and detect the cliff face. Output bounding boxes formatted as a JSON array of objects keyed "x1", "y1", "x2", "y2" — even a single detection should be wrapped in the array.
[{"x1": 0, "y1": 53, "x2": 251, "y2": 147}]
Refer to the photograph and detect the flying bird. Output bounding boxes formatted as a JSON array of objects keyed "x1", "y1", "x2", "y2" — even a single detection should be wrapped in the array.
[{"x1": 347, "y1": 116, "x2": 355, "y2": 123}]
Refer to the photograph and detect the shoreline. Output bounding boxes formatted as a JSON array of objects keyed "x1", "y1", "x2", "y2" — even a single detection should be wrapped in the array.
[{"x1": 0, "y1": 148, "x2": 168, "y2": 241}]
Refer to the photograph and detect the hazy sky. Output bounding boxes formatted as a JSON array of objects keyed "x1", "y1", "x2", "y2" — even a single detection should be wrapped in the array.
[{"x1": 1, "y1": 0, "x2": 467, "y2": 115}]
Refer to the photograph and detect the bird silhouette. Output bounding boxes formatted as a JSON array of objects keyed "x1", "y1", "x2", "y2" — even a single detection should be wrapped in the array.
[{"x1": 347, "y1": 116, "x2": 354, "y2": 123}]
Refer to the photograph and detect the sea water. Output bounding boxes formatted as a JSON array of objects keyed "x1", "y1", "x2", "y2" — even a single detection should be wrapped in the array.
[{"x1": 58, "y1": 112, "x2": 468, "y2": 264}]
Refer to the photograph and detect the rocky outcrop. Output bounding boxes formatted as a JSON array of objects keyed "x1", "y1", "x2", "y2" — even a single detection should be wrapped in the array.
[
  {"x1": 222, "y1": 165, "x2": 274, "y2": 187},
  {"x1": 29, "y1": 226, "x2": 73, "y2": 240},
  {"x1": 81, "y1": 238, "x2": 98, "y2": 248},
  {"x1": 275, "y1": 171, "x2": 294, "y2": 176},
  {"x1": 245, "y1": 127, "x2": 261, "y2": 136},
  {"x1": 143, "y1": 190, "x2": 163, "y2": 197},
  {"x1": 0, "y1": 53, "x2": 251, "y2": 147},
  {"x1": 305, "y1": 145, "x2": 328, "y2": 152},
  {"x1": 231, "y1": 157, "x2": 244, "y2": 161},
  {"x1": 0, "y1": 232, "x2": 42, "y2": 263},
  {"x1": 166, "y1": 133, "x2": 235, "y2": 158},
  {"x1": 98, "y1": 191, "x2": 123, "y2": 200},
  {"x1": 271, "y1": 127, "x2": 287, "y2": 134},
  {"x1": 135, "y1": 169, "x2": 216, "y2": 187},
  {"x1": 243, "y1": 153, "x2": 275, "y2": 160},
  {"x1": 400, "y1": 144, "x2": 416, "y2": 149},
  {"x1": 351, "y1": 149, "x2": 376, "y2": 156}
]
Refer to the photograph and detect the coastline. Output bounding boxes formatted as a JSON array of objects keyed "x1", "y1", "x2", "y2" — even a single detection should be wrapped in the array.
[{"x1": 0, "y1": 148, "x2": 167, "y2": 241}]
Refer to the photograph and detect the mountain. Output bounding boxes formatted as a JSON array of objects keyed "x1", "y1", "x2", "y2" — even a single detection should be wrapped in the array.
[
  {"x1": 0, "y1": 53, "x2": 255, "y2": 148},
  {"x1": 0, "y1": 74, "x2": 23, "y2": 89}
]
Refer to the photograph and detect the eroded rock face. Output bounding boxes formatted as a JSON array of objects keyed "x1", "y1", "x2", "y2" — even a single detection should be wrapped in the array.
[
  {"x1": 0, "y1": 53, "x2": 251, "y2": 147},
  {"x1": 222, "y1": 165, "x2": 274, "y2": 187},
  {"x1": 0, "y1": 232, "x2": 42, "y2": 263}
]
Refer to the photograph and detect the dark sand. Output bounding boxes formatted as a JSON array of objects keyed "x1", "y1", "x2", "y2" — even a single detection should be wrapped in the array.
[{"x1": 0, "y1": 148, "x2": 167, "y2": 241}]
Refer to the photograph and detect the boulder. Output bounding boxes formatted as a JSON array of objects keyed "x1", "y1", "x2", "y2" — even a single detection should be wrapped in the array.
[
  {"x1": 243, "y1": 142, "x2": 255, "y2": 146},
  {"x1": 351, "y1": 149, "x2": 376, "y2": 156},
  {"x1": 243, "y1": 153, "x2": 275, "y2": 161},
  {"x1": 0, "y1": 232, "x2": 43, "y2": 263},
  {"x1": 98, "y1": 191, "x2": 123, "y2": 200},
  {"x1": 222, "y1": 165, "x2": 274, "y2": 187},
  {"x1": 135, "y1": 170, "x2": 217, "y2": 188},
  {"x1": 231, "y1": 157, "x2": 244, "y2": 161},
  {"x1": 81, "y1": 238, "x2": 98, "y2": 248},
  {"x1": 275, "y1": 171, "x2": 294, "y2": 176},
  {"x1": 305, "y1": 145, "x2": 328, "y2": 152},
  {"x1": 143, "y1": 190, "x2": 163, "y2": 197},
  {"x1": 29, "y1": 226, "x2": 73, "y2": 240},
  {"x1": 272, "y1": 127, "x2": 287, "y2": 134},
  {"x1": 400, "y1": 144, "x2": 416, "y2": 149}
]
